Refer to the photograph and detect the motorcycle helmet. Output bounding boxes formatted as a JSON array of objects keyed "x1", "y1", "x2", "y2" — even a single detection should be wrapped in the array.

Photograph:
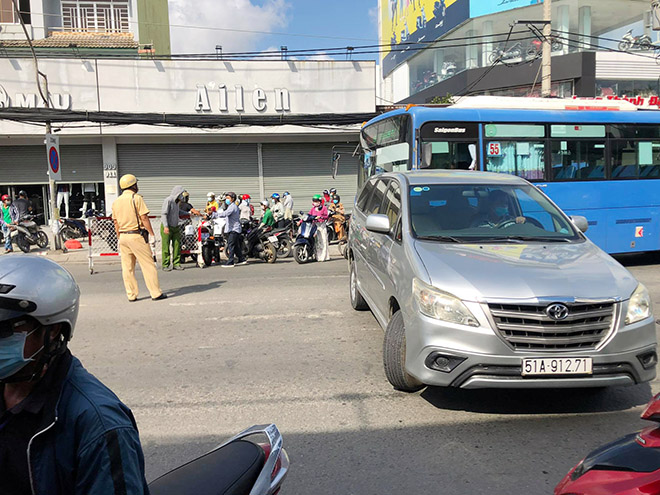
[
  {"x1": 283, "y1": 191, "x2": 290, "y2": 196},
  {"x1": 330, "y1": 188, "x2": 337, "y2": 195},
  {"x1": 1, "y1": 194, "x2": 9, "y2": 201},
  {"x1": 181, "y1": 191, "x2": 190, "y2": 201},
  {"x1": 312, "y1": 194, "x2": 322, "y2": 202},
  {"x1": 333, "y1": 194, "x2": 341, "y2": 203},
  {"x1": 271, "y1": 193, "x2": 280, "y2": 200},
  {"x1": 207, "y1": 192, "x2": 216, "y2": 200},
  {"x1": 18, "y1": 190, "x2": 27, "y2": 197},
  {"x1": 260, "y1": 200, "x2": 269, "y2": 208},
  {"x1": 118, "y1": 175, "x2": 137, "y2": 190}
]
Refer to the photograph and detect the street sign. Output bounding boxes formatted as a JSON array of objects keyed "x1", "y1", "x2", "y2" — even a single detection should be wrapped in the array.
[{"x1": 46, "y1": 134, "x2": 61, "y2": 181}]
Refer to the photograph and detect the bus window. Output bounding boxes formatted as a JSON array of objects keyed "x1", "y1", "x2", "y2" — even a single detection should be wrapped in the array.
[
  {"x1": 551, "y1": 141, "x2": 606, "y2": 180},
  {"x1": 423, "y1": 141, "x2": 476, "y2": 170},
  {"x1": 611, "y1": 141, "x2": 660, "y2": 179},
  {"x1": 485, "y1": 141, "x2": 545, "y2": 180},
  {"x1": 376, "y1": 142, "x2": 409, "y2": 173}
]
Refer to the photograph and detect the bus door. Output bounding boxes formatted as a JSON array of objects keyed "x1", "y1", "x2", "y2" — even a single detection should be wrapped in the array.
[{"x1": 419, "y1": 122, "x2": 479, "y2": 171}]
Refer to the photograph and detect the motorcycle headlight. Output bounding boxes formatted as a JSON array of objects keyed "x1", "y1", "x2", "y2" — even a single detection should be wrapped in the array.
[
  {"x1": 626, "y1": 284, "x2": 652, "y2": 325},
  {"x1": 412, "y1": 278, "x2": 479, "y2": 327}
]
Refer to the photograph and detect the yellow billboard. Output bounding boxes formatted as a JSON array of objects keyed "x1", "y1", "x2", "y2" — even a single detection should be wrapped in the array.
[{"x1": 380, "y1": 0, "x2": 469, "y2": 76}]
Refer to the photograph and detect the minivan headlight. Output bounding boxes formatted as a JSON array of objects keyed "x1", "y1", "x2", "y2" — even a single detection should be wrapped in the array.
[
  {"x1": 626, "y1": 284, "x2": 652, "y2": 325},
  {"x1": 412, "y1": 278, "x2": 479, "y2": 327}
]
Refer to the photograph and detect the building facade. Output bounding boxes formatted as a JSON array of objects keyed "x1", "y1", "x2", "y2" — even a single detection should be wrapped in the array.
[
  {"x1": 379, "y1": 0, "x2": 659, "y2": 104},
  {"x1": 0, "y1": 58, "x2": 375, "y2": 219}
]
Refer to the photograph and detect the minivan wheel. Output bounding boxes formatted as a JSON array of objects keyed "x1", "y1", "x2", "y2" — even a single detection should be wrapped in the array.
[
  {"x1": 383, "y1": 311, "x2": 424, "y2": 392},
  {"x1": 349, "y1": 259, "x2": 369, "y2": 311}
]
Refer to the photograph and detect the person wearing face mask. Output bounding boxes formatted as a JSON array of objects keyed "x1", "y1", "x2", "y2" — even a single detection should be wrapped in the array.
[
  {"x1": 328, "y1": 194, "x2": 346, "y2": 241},
  {"x1": 270, "y1": 193, "x2": 284, "y2": 228},
  {"x1": 0, "y1": 256, "x2": 149, "y2": 495},
  {"x1": 471, "y1": 189, "x2": 526, "y2": 227},
  {"x1": 161, "y1": 185, "x2": 190, "y2": 271},
  {"x1": 309, "y1": 194, "x2": 330, "y2": 262},
  {"x1": 0, "y1": 194, "x2": 18, "y2": 253},
  {"x1": 259, "y1": 200, "x2": 276, "y2": 229},
  {"x1": 239, "y1": 194, "x2": 252, "y2": 221},
  {"x1": 210, "y1": 192, "x2": 247, "y2": 268}
]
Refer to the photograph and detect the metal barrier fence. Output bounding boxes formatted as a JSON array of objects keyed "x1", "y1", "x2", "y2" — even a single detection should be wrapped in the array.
[{"x1": 87, "y1": 215, "x2": 202, "y2": 274}]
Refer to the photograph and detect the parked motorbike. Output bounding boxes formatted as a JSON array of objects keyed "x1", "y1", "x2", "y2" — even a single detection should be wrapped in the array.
[
  {"x1": 198, "y1": 217, "x2": 226, "y2": 267},
  {"x1": 241, "y1": 219, "x2": 278, "y2": 263},
  {"x1": 619, "y1": 29, "x2": 653, "y2": 51},
  {"x1": 149, "y1": 424, "x2": 289, "y2": 495},
  {"x1": 58, "y1": 217, "x2": 88, "y2": 241},
  {"x1": 489, "y1": 42, "x2": 523, "y2": 64},
  {"x1": 12, "y1": 214, "x2": 49, "y2": 253},
  {"x1": 526, "y1": 36, "x2": 563, "y2": 58},
  {"x1": 293, "y1": 213, "x2": 317, "y2": 264},
  {"x1": 271, "y1": 226, "x2": 293, "y2": 258},
  {"x1": 555, "y1": 391, "x2": 660, "y2": 494}
]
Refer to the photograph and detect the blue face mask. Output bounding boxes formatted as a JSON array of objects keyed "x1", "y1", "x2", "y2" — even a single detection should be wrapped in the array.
[
  {"x1": 494, "y1": 206, "x2": 509, "y2": 218},
  {"x1": 225, "y1": 199, "x2": 231, "y2": 205},
  {"x1": 0, "y1": 328, "x2": 42, "y2": 380},
  {"x1": 333, "y1": 199, "x2": 338, "y2": 204}
]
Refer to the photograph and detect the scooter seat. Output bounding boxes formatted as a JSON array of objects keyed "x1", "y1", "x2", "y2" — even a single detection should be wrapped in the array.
[{"x1": 148, "y1": 440, "x2": 265, "y2": 495}]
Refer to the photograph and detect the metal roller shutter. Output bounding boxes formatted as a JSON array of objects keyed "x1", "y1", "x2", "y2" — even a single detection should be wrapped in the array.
[
  {"x1": 116, "y1": 143, "x2": 260, "y2": 213},
  {"x1": 262, "y1": 143, "x2": 359, "y2": 213},
  {"x1": 0, "y1": 145, "x2": 103, "y2": 184}
]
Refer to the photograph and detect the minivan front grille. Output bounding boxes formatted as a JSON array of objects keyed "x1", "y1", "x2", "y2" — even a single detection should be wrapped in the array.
[{"x1": 487, "y1": 302, "x2": 616, "y2": 351}]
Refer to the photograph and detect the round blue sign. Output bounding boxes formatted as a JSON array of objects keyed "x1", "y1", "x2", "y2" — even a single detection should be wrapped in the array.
[{"x1": 49, "y1": 147, "x2": 59, "y2": 173}]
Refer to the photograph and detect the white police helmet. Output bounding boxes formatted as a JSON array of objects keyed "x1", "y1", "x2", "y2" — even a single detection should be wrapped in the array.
[{"x1": 0, "y1": 256, "x2": 80, "y2": 340}]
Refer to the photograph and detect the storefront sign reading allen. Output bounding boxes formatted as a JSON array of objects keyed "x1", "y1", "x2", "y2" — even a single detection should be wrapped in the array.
[{"x1": 194, "y1": 84, "x2": 291, "y2": 113}]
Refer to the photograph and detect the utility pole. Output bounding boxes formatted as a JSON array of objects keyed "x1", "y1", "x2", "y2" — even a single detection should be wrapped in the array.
[
  {"x1": 11, "y1": 0, "x2": 60, "y2": 250},
  {"x1": 541, "y1": 0, "x2": 552, "y2": 97}
]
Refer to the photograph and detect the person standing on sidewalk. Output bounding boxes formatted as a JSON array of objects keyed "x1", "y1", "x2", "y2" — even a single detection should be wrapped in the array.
[
  {"x1": 112, "y1": 174, "x2": 166, "y2": 302},
  {"x1": 283, "y1": 191, "x2": 294, "y2": 221},
  {"x1": 210, "y1": 192, "x2": 246, "y2": 268},
  {"x1": 0, "y1": 195, "x2": 18, "y2": 253},
  {"x1": 160, "y1": 185, "x2": 187, "y2": 271}
]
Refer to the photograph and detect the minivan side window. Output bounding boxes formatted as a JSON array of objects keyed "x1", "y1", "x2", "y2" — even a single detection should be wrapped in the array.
[
  {"x1": 364, "y1": 179, "x2": 389, "y2": 215},
  {"x1": 382, "y1": 181, "x2": 402, "y2": 228},
  {"x1": 356, "y1": 179, "x2": 376, "y2": 211}
]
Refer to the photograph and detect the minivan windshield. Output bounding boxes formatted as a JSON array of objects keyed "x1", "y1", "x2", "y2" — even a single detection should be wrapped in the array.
[{"x1": 409, "y1": 184, "x2": 582, "y2": 243}]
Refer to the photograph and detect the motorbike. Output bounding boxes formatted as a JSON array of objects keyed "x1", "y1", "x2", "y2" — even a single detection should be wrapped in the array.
[
  {"x1": 198, "y1": 217, "x2": 226, "y2": 267},
  {"x1": 149, "y1": 424, "x2": 289, "y2": 495},
  {"x1": 293, "y1": 213, "x2": 317, "y2": 264},
  {"x1": 489, "y1": 42, "x2": 523, "y2": 64},
  {"x1": 241, "y1": 219, "x2": 278, "y2": 263},
  {"x1": 526, "y1": 36, "x2": 563, "y2": 58},
  {"x1": 618, "y1": 29, "x2": 653, "y2": 52},
  {"x1": 270, "y1": 224, "x2": 293, "y2": 258},
  {"x1": 555, "y1": 391, "x2": 660, "y2": 494},
  {"x1": 12, "y1": 214, "x2": 49, "y2": 253},
  {"x1": 326, "y1": 213, "x2": 350, "y2": 245},
  {"x1": 58, "y1": 217, "x2": 88, "y2": 241}
]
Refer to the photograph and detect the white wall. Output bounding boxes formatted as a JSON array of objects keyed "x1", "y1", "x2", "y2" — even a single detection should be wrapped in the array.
[{"x1": 391, "y1": 62, "x2": 410, "y2": 103}]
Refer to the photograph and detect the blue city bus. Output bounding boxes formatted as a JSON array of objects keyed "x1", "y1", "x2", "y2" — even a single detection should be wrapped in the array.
[{"x1": 359, "y1": 101, "x2": 660, "y2": 254}]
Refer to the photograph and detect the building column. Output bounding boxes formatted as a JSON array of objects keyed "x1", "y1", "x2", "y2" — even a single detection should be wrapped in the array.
[
  {"x1": 466, "y1": 30, "x2": 478, "y2": 69},
  {"x1": 578, "y1": 6, "x2": 592, "y2": 51},
  {"x1": 257, "y1": 143, "x2": 265, "y2": 201},
  {"x1": 556, "y1": 5, "x2": 570, "y2": 54},
  {"x1": 481, "y1": 21, "x2": 493, "y2": 68},
  {"x1": 102, "y1": 137, "x2": 120, "y2": 210}
]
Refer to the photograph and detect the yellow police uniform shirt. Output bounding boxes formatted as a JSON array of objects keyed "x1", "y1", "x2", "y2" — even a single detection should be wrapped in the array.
[{"x1": 112, "y1": 190, "x2": 150, "y2": 232}]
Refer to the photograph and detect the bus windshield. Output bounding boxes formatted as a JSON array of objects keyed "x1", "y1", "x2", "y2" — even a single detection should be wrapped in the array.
[{"x1": 409, "y1": 184, "x2": 581, "y2": 243}]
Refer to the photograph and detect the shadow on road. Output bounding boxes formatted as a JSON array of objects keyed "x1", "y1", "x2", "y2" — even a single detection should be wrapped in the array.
[
  {"x1": 421, "y1": 383, "x2": 653, "y2": 414},
  {"x1": 613, "y1": 252, "x2": 660, "y2": 267},
  {"x1": 166, "y1": 280, "x2": 225, "y2": 297}
]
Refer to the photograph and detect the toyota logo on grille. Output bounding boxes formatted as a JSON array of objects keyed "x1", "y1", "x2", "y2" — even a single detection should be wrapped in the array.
[{"x1": 546, "y1": 303, "x2": 569, "y2": 320}]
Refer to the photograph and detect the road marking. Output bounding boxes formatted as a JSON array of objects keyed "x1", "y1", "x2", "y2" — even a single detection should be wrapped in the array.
[{"x1": 205, "y1": 310, "x2": 344, "y2": 322}]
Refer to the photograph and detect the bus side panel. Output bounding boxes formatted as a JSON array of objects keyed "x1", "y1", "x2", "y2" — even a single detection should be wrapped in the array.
[{"x1": 537, "y1": 181, "x2": 660, "y2": 254}]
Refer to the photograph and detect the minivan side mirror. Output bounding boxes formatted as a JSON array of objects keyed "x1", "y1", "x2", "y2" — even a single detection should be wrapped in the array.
[
  {"x1": 365, "y1": 214, "x2": 391, "y2": 234},
  {"x1": 571, "y1": 215, "x2": 589, "y2": 233}
]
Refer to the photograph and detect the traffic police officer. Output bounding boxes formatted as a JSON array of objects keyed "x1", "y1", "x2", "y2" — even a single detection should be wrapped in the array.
[{"x1": 111, "y1": 174, "x2": 166, "y2": 301}]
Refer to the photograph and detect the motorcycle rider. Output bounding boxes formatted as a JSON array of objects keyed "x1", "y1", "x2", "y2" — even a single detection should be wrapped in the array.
[
  {"x1": 210, "y1": 192, "x2": 246, "y2": 268},
  {"x1": 0, "y1": 256, "x2": 149, "y2": 495},
  {"x1": 259, "y1": 200, "x2": 275, "y2": 229},
  {"x1": 329, "y1": 194, "x2": 347, "y2": 241},
  {"x1": 0, "y1": 194, "x2": 18, "y2": 253},
  {"x1": 206, "y1": 192, "x2": 220, "y2": 214},
  {"x1": 271, "y1": 193, "x2": 284, "y2": 228},
  {"x1": 239, "y1": 194, "x2": 252, "y2": 221},
  {"x1": 309, "y1": 194, "x2": 330, "y2": 262},
  {"x1": 283, "y1": 191, "x2": 294, "y2": 221},
  {"x1": 13, "y1": 191, "x2": 31, "y2": 221}
]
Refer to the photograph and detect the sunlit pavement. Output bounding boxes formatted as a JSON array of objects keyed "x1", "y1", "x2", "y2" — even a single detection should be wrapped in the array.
[{"x1": 60, "y1": 250, "x2": 660, "y2": 495}]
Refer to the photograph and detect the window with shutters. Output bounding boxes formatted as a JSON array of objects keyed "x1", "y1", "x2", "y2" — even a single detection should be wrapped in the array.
[{"x1": 61, "y1": 0, "x2": 129, "y2": 32}]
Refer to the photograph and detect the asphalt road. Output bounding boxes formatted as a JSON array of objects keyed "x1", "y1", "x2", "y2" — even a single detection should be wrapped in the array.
[{"x1": 57, "y1": 250, "x2": 660, "y2": 495}]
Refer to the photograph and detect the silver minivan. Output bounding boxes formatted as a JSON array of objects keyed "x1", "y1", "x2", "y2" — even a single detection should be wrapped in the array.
[{"x1": 348, "y1": 170, "x2": 657, "y2": 391}]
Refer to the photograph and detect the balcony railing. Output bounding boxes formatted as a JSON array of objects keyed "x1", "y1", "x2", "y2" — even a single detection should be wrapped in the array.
[{"x1": 61, "y1": 1, "x2": 130, "y2": 33}]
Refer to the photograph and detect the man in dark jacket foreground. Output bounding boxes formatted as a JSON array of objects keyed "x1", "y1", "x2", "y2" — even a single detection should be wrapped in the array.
[{"x1": 0, "y1": 255, "x2": 149, "y2": 495}]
